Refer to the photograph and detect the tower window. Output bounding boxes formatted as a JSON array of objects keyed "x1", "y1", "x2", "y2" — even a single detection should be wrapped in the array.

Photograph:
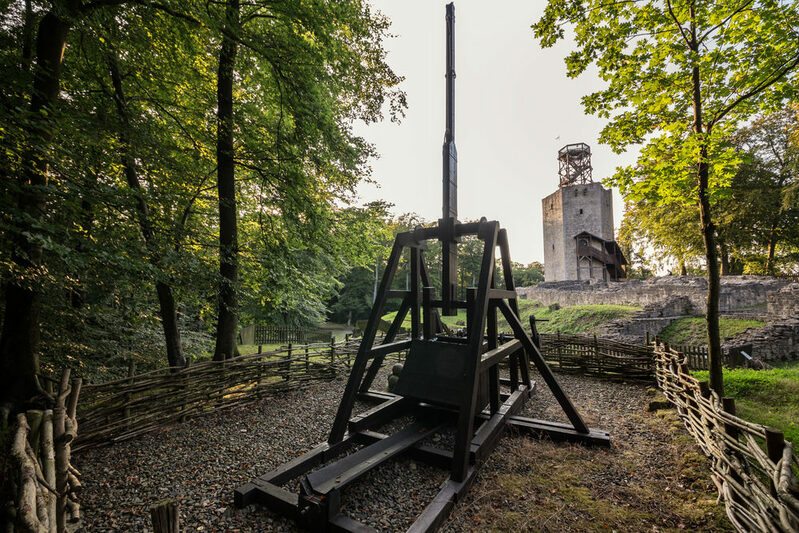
[
  {"x1": 579, "y1": 209, "x2": 583, "y2": 214},
  {"x1": 552, "y1": 244, "x2": 555, "y2": 250}
]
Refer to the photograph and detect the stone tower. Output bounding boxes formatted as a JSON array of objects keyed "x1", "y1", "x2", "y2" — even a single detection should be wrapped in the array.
[{"x1": 542, "y1": 144, "x2": 625, "y2": 282}]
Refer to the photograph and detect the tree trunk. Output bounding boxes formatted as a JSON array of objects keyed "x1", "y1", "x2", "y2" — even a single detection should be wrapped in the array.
[
  {"x1": 108, "y1": 54, "x2": 186, "y2": 369},
  {"x1": 719, "y1": 237, "x2": 730, "y2": 275},
  {"x1": 679, "y1": 259, "x2": 687, "y2": 276},
  {"x1": 70, "y1": 183, "x2": 95, "y2": 309},
  {"x1": 0, "y1": 12, "x2": 70, "y2": 405},
  {"x1": 765, "y1": 220, "x2": 778, "y2": 275},
  {"x1": 690, "y1": 8, "x2": 723, "y2": 395},
  {"x1": 213, "y1": 0, "x2": 240, "y2": 362}
]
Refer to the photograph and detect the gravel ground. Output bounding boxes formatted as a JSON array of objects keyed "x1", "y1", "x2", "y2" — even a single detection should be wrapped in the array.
[{"x1": 74, "y1": 366, "x2": 726, "y2": 532}]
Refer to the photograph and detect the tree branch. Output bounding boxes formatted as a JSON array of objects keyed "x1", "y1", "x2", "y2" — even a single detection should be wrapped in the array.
[
  {"x1": 709, "y1": 51, "x2": 799, "y2": 127},
  {"x1": 696, "y1": 0, "x2": 754, "y2": 46},
  {"x1": 666, "y1": 0, "x2": 692, "y2": 47}
]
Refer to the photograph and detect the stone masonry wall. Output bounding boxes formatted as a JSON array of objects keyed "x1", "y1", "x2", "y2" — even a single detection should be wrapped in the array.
[
  {"x1": 597, "y1": 296, "x2": 694, "y2": 344},
  {"x1": 722, "y1": 320, "x2": 799, "y2": 361},
  {"x1": 518, "y1": 276, "x2": 792, "y2": 315},
  {"x1": 767, "y1": 283, "x2": 799, "y2": 317}
]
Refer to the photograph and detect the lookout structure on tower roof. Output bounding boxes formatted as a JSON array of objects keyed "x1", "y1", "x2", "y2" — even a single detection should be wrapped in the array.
[
  {"x1": 558, "y1": 143, "x2": 592, "y2": 186},
  {"x1": 542, "y1": 143, "x2": 627, "y2": 282}
]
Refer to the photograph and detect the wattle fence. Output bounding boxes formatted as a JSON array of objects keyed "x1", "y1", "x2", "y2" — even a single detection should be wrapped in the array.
[
  {"x1": 18, "y1": 333, "x2": 795, "y2": 533},
  {"x1": 653, "y1": 340, "x2": 798, "y2": 532},
  {"x1": 73, "y1": 337, "x2": 388, "y2": 452},
  {"x1": 538, "y1": 332, "x2": 653, "y2": 379}
]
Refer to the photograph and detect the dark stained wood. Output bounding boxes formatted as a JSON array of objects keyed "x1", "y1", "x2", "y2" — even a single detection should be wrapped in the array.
[
  {"x1": 479, "y1": 339, "x2": 521, "y2": 371},
  {"x1": 358, "y1": 295, "x2": 411, "y2": 394},
  {"x1": 328, "y1": 240, "x2": 405, "y2": 443},
  {"x1": 452, "y1": 221, "x2": 498, "y2": 482},
  {"x1": 368, "y1": 339, "x2": 412, "y2": 358},
  {"x1": 506, "y1": 416, "x2": 610, "y2": 447},
  {"x1": 347, "y1": 395, "x2": 410, "y2": 433},
  {"x1": 497, "y1": 299, "x2": 589, "y2": 434},
  {"x1": 307, "y1": 422, "x2": 441, "y2": 494},
  {"x1": 411, "y1": 247, "x2": 421, "y2": 338},
  {"x1": 329, "y1": 513, "x2": 379, "y2": 533}
]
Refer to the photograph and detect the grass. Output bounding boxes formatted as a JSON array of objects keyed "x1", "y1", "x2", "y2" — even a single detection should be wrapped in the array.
[
  {"x1": 446, "y1": 399, "x2": 731, "y2": 531},
  {"x1": 692, "y1": 360, "x2": 799, "y2": 444},
  {"x1": 381, "y1": 299, "x2": 640, "y2": 336},
  {"x1": 658, "y1": 317, "x2": 765, "y2": 346}
]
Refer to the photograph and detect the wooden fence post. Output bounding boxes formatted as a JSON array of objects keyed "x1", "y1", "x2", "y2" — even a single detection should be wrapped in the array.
[
  {"x1": 180, "y1": 360, "x2": 189, "y2": 423},
  {"x1": 124, "y1": 357, "x2": 135, "y2": 429},
  {"x1": 556, "y1": 331, "x2": 562, "y2": 369},
  {"x1": 330, "y1": 337, "x2": 335, "y2": 365},
  {"x1": 305, "y1": 345, "x2": 310, "y2": 373},
  {"x1": 594, "y1": 334, "x2": 601, "y2": 376},
  {"x1": 151, "y1": 499, "x2": 180, "y2": 533},
  {"x1": 285, "y1": 343, "x2": 293, "y2": 381},
  {"x1": 765, "y1": 428, "x2": 785, "y2": 498}
]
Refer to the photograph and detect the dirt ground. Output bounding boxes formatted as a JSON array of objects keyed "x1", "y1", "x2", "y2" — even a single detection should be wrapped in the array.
[{"x1": 443, "y1": 372, "x2": 733, "y2": 532}]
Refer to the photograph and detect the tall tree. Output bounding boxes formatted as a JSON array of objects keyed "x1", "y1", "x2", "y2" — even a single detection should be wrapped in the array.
[
  {"x1": 213, "y1": 0, "x2": 240, "y2": 361},
  {"x1": 108, "y1": 52, "x2": 187, "y2": 368},
  {"x1": 535, "y1": 0, "x2": 799, "y2": 395},
  {"x1": 0, "y1": 0, "x2": 115, "y2": 404}
]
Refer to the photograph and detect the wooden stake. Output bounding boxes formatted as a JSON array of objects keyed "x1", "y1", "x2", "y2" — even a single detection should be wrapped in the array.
[
  {"x1": 150, "y1": 499, "x2": 180, "y2": 533},
  {"x1": 42, "y1": 409, "x2": 56, "y2": 530}
]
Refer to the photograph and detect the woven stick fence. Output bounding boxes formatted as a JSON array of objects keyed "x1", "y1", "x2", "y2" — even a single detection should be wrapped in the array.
[
  {"x1": 538, "y1": 333, "x2": 654, "y2": 380},
  {"x1": 67, "y1": 329, "x2": 799, "y2": 532},
  {"x1": 74, "y1": 336, "x2": 401, "y2": 452},
  {"x1": 654, "y1": 341, "x2": 799, "y2": 532}
]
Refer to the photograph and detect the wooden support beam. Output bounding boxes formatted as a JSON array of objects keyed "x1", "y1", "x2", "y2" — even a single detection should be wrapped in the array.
[
  {"x1": 496, "y1": 299, "x2": 589, "y2": 435},
  {"x1": 358, "y1": 296, "x2": 411, "y2": 394},
  {"x1": 452, "y1": 221, "x2": 498, "y2": 482},
  {"x1": 308, "y1": 422, "x2": 441, "y2": 495},
  {"x1": 406, "y1": 467, "x2": 478, "y2": 533},
  {"x1": 368, "y1": 339, "x2": 412, "y2": 358},
  {"x1": 329, "y1": 239, "x2": 404, "y2": 443},
  {"x1": 411, "y1": 247, "x2": 421, "y2": 338},
  {"x1": 505, "y1": 416, "x2": 610, "y2": 447},
  {"x1": 488, "y1": 289, "x2": 517, "y2": 300},
  {"x1": 347, "y1": 395, "x2": 411, "y2": 433},
  {"x1": 329, "y1": 514, "x2": 378, "y2": 533},
  {"x1": 479, "y1": 339, "x2": 521, "y2": 371},
  {"x1": 470, "y1": 387, "x2": 528, "y2": 465}
]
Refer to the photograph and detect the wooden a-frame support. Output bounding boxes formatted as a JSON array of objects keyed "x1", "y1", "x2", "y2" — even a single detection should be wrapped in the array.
[{"x1": 235, "y1": 219, "x2": 610, "y2": 532}]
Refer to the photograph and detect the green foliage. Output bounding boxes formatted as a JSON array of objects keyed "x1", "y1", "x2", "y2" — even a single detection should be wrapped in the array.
[
  {"x1": 512, "y1": 261, "x2": 545, "y2": 287},
  {"x1": 535, "y1": 0, "x2": 799, "y2": 213},
  {"x1": 0, "y1": 0, "x2": 407, "y2": 382},
  {"x1": 658, "y1": 317, "x2": 765, "y2": 346},
  {"x1": 693, "y1": 361, "x2": 799, "y2": 443},
  {"x1": 535, "y1": 0, "x2": 799, "y2": 393}
]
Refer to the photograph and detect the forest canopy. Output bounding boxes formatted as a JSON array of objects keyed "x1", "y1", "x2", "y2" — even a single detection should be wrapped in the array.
[{"x1": 0, "y1": 0, "x2": 406, "y2": 402}]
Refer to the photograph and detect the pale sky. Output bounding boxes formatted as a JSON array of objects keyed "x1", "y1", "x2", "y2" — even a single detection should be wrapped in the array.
[{"x1": 353, "y1": 0, "x2": 638, "y2": 264}]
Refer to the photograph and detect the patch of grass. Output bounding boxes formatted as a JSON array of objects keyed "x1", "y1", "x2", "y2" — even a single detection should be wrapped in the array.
[
  {"x1": 381, "y1": 299, "x2": 639, "y2": 336},
  {"x1": 693, "y1": 361, "x2": 799, "y2": 444},
  {"x1": 659, "y1": 317, "x2": 765, "y2": 346},
  {"x1": 516, "y1": 301, "x2": 640, "y2": 335}
]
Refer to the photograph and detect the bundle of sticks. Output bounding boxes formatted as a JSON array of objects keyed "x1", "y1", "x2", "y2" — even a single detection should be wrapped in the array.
[{"x1": 6, "y1": 369, "x2": 82, "y2": 533}]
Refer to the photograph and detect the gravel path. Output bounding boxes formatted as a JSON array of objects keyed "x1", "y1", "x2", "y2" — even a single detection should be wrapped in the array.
[{"x1": 74, "y1": 367, "x2": 726, "y2": 532}]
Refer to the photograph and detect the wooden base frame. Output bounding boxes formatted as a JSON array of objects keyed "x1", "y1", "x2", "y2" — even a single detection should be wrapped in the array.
[{"x1": 235, "y1": 219, "x2": 610, "y2": 532}]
